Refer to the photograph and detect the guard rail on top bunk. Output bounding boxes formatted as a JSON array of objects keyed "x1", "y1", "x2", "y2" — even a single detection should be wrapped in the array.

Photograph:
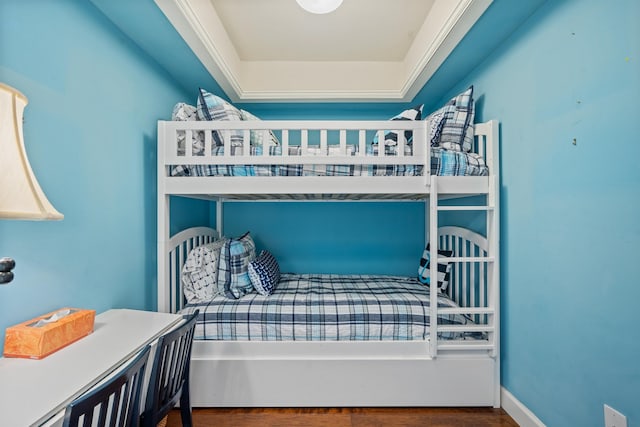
[{"x1": 156, "y1": 120, "x2": 497, "y2": 198}]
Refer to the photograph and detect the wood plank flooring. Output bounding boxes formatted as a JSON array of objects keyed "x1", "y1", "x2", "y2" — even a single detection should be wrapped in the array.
[{"x1": 166, "y1": 407, "x2": 519, "y2": 427}]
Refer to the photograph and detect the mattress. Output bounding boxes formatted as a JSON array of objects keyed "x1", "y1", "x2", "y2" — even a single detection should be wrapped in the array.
[
  {"x1": 178, "y1": 273, "x2": 482, "y2": 341},
  {"x1": 169, "y1": 145, "x2": 488, "y2": 177}
]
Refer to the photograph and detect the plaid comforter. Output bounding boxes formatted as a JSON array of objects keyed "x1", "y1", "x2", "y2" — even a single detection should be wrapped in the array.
[
  {"x1": 178, "y1": 273, "x2": 480, "y2": 341},
  {"x1": 169, "y1": 145, "x2": 488, "y2": 177}
]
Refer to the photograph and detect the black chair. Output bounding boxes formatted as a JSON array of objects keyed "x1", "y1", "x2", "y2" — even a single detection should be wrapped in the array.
[
  {"x1": 63, "y1": 345, "x2": 151, "y2": 427},
  {"x1": 140, "y1": 310, "x2": 199, "y2": 427}
]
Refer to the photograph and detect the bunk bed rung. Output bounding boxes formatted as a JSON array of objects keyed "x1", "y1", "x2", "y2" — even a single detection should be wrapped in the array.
[
  {"x1": 437, "y1": 205, "x2": 495, "y2": 211},
  {"x1": 437, "y1": 342, "x2": 494, "y2": 351},
  {"x1": 438, "y1": 256, "x2": 495, "y2": 263},
  {"x1": 438, "y1": 307, "x2": 495, "y2": 315},
  {"x1": 437, "y1": 325, "x2": 494, "y2": 333}
]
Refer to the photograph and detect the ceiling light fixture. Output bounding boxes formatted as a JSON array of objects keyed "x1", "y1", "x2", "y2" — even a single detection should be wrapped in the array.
[{"x1": 296, "y1": 0, "x2": 343, "y2": 14}]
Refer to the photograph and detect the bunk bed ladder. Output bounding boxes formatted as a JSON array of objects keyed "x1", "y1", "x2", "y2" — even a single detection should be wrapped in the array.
[
  {"x1": 429, "y1": 161, "x2": 500, "y2": 361},
  {"x1": 429, "y1": 176, "x2": 498, "y2": 356}
]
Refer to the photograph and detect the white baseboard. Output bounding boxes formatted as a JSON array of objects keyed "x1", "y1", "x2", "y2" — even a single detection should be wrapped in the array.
[{"x1": 501, "y1": 387, "x2": 546, "y2": 427}]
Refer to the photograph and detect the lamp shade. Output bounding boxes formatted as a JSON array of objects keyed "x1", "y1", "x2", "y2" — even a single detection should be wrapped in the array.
[{"x1": 0, "y1": 83, "x2": 63, "y2": 220}]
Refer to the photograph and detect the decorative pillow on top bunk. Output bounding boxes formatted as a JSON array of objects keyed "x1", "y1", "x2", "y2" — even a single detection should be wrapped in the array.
[
  {"x1": 372, "y1": 104, "x2": 424, "y2": 148},
  {"x1": 431, "y1": 149, "x2": 489, "y2": 176},
  {"x1": 196, "y1": 88, "x2": 244, "y2": 148},
  {"x1": 172, "y1": 102, "x2": 197, "y2": 121},
  {"x1": 172, "y1": 102, "x2": 205, "y2": 156},
  {"x1": 417, "y1": 243, "x2": 454, "y2": 292},
  {"x1": 426, "y1": 85, "x2": 475, "y2": 152},
  {"x1": 248, "y1": 250, "x2": 281, "y2": 296},
  {"x1": 181, "y1": 239, "x2": 226, "y2": 304},
  {"x1": 240, "y1": 109, "x2": 281, "y2": 149},
  {"x1": 217, "y1": 231, "x2": 257, "y2": 299}
]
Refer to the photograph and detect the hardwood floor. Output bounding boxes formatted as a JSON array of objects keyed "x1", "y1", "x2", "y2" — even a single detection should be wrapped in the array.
[{"x1": 166, "y1": 407, "x2": 519, "y2": 427}]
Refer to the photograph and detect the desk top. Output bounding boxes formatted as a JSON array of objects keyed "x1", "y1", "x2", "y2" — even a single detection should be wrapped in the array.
[{"x1": 0, "y1": 309, "x2": 181, "y2": 427}]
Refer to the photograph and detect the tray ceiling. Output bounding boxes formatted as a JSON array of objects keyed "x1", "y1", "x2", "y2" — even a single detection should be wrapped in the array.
[{"x1": 154, "y1": 0, "x2": 492, "y2": 102}]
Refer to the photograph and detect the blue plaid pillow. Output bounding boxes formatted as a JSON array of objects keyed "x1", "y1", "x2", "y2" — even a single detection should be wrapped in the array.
[
  {"x1": 217, "y1": 232, "x2": 257, "y2": 299},
  {"x1": 248, "y1": 250, "x2": 281, "y2": 296},
  {"x1": 196, "y1": 88, "x2": 244, "y2": 147},
  {"x1": 431, "y1": 148, "x2": 489, "y2": 176},
  {"x1": 427, "y1": 86, "x2": 474, "y2": 152}
]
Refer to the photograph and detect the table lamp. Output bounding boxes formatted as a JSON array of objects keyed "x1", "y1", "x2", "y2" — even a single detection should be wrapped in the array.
[{"x1": 0, "y1": 83, "x2": 63, "y2": 284}]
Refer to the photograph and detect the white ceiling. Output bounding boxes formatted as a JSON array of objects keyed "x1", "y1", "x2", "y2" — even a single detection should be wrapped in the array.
[
  {"x1": 213, "y1": 0, "x2": 434, "y2": 62},
  {"x1": 155, "y1": 0, "x2": 493, "y2": 102}
]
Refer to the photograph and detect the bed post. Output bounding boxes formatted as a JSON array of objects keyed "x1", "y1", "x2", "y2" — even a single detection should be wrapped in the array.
[
  {"x1": 487, "y1": 120, "x2": 501, "y2": 407},
  {"x1": 429, "y1": 175, "x2": 439, "y2": 359},
  {"x1": 157, "y1": 121, "x2": 170, "y2": 313},
  {"x1": 216, "y1": 198, "x2": 224, "y2": 236}
]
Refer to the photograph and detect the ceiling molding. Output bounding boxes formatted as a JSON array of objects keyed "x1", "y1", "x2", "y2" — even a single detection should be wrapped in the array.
[
  {"x1": 155, "y1": 0, "x2": 493, "y2": 103},
  {"x1": 402, "y1": 0, "x2": 492, "y2": 100},
  {"x1": 155, "y1": 0, "x2": 243, "y2": 98}
]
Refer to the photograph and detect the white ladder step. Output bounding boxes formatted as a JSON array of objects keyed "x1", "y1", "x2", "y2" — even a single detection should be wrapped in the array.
[
  {"x1": 437, "y1": 341, "x2": 495, "y2": 351},
  {"x1": 437, "y1": 325, "x2": 494, "y2": 333},
  {"x1": 436, "y1": 256, "x2": 495, "y2": 263},
  {"x1": 437, "y1": 205, "x2": 494, "y2": 211},
  {"x1": 438, "y1": 307, "x2": 495, "y2": 315}
]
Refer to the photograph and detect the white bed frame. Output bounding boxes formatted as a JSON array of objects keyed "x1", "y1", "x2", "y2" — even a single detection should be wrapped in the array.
[{"x1": 157, "y1": 119, "x2": 500, "y2": 407}]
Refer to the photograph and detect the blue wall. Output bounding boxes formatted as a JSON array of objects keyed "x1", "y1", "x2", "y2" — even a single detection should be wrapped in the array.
[
  {"x1": 0, "y1": 0, "x2": 208, "y2": 350},
  {"x1": 1, "y1": 0, "x2": 638, "y2": 426},
  {"x1": 223, "y1": 201, "x2": 425, "y2": 275},
  {"x1": 448, "y1": 0, "x2": 639, "y2": 425}
]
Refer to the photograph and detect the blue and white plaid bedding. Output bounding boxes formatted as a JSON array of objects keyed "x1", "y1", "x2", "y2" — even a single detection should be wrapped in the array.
[
  {"x1": 169, "y1": 145, "x2": 488, "y2": 177},
  {"x1": 178, "y1": 273, "x2": 482, "y2": 341}
]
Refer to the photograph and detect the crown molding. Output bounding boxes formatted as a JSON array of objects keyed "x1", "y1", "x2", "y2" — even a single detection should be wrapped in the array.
[{"x1": 155, "y1": 0, "x2": 492, "y2": 103}]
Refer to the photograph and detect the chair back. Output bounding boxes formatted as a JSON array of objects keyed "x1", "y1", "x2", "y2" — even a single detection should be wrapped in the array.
[
  {"x1": 63, "y1": 345, "x2": 151, "y2": 427},
  {"x1": 141, "y1": 310, "x2": 198, "y2": 427}
]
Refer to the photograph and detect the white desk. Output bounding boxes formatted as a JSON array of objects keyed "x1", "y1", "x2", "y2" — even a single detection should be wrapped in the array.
[{"x1": 0, "y1": 309, "x2": 181, "y2": 427}]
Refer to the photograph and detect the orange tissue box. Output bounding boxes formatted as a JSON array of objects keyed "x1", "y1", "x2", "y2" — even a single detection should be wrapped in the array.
[{"x1": 3, "y1": 308, "x2": 96, "y2": 359}]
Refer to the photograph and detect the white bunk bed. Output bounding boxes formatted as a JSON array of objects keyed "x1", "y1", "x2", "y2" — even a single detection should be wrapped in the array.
[{"x1": 156, "y1": 118, "x2": 500, "y2": 407}]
